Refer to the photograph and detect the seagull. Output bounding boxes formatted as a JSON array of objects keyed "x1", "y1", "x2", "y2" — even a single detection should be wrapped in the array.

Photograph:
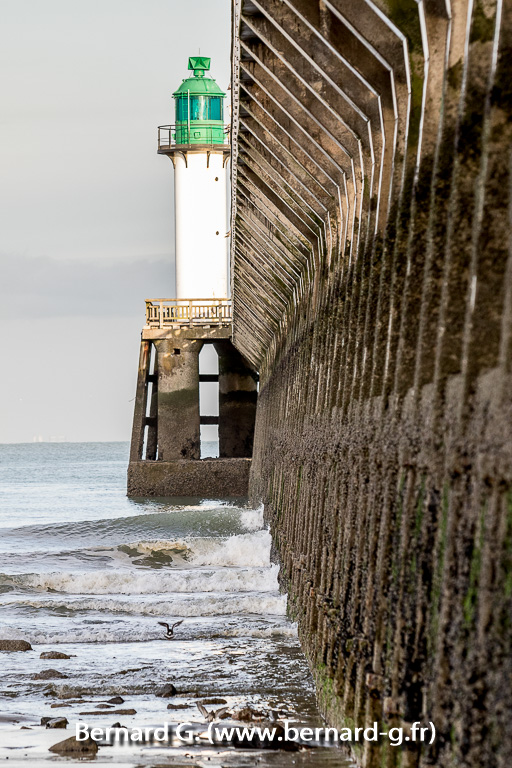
[
  {"x1": 158, "y1": 620, "x2": 183, "y2": 639},
  {"x1": 197, "y1": 702, "x2": 230, "y2": 722}
]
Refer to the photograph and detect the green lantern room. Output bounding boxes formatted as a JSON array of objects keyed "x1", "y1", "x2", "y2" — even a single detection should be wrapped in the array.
[{"x1": 173, "y1": 56, "x2": 226, "y2": 145}]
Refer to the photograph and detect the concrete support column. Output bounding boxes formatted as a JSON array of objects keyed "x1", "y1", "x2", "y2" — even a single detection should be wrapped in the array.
[
  {"x1": 213, "y1": 341, "x2": 258, "y2": 458},
  {"x1": 129, "y1": 340, "x2": 151, "y2": 462},
  {"x1": 155, "y1": 337, "x2": 202, "y2": 460}
]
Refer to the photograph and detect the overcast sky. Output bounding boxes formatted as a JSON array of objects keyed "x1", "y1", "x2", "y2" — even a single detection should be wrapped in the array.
[{"x1": 0, "y1": 0, "x2": 230, "y2": 443}]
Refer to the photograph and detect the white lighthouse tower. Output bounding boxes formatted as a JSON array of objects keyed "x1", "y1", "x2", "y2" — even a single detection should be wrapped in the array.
[
  {"x1": 128, "y1": 57, "x2": 257, "y2": 495},
  {"x1": 158, "y1": 56, "x2": 229, "y2": 301}
]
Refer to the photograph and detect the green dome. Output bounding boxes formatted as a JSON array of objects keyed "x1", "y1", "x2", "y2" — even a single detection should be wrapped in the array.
[
  {"x1": 173, "y1": 56, "x2": 226, "y2": 98},
  {"x1": 173, "y1": 77, "x2": 226, "y2": 97}
]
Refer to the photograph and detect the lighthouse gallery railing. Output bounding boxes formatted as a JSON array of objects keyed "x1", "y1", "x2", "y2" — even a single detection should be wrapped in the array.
[
  {"x1": 145, "y1": 299, "x2": 232, "y2": 328},
  {"x1": 158, "y1": 124, "x2": 230, "y2": 150}
]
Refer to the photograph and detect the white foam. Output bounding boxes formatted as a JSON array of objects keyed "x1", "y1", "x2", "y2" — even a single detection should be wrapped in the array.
[
  {"x1": 3, "y1": 565, "x2": 279, "y2": 595},
  {"x1": 238, "y1": 505, "x2": 264, "y2": 531},
  {"x1": 0, "y1": 621, "x2": 295, "y2": 645},
  {"x1": 128, "y1": 528, "x2": 272, "y2": 568},
  {"x1": 190, "y1": 529, "x2": 272, "y2": 567},
  {"x1": 222, "y1": 623, "x2": 298, "y2": 639},
  {"x1": 0, "y1": 591, "x2": 287, "y2": 618}
]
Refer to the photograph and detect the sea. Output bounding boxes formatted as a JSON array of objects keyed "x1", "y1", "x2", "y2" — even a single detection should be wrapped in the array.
[{"x1": 0, "y1": 442, "x2": 352, "y2": 767}]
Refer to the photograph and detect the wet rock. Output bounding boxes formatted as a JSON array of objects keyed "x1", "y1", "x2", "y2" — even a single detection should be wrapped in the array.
[
  {"x1": 20, "y1": 726, "x2": 32, "y2": 730},
  {"x1": 110, "y1": 722, "x2": 127, "y2": 729},
  {"x1": 232, "y1": 706, "x2": 265, "y2": 722},
  {"x1": 94, "y1": 704, "x2": 113, "y2": 709},
  {"x1": 156, "y1": 683, "x2": 177, "y2": 698},
  {"x1": 79, "y1": 709, "x2": 136, "y2": 716},
  {"x1": 0, "y1": 639, "x2": 32, "y2": 652},
  {"x1": 49, "y1": 735, "x2": 98, "y2": 756},
  {"x1": 50, "y1": 703, "x2": 70, "y2": 708},
  {"x1": 200, "y1": 697, "x2": 227, "y2": 705},
  {"x1": 33, "y1": 669, "x2": 68, "y2": 680},
  {"x1": 107, "y1": 696, "x2": 124, "y2": 704},
  {"x1": 40, "y1": 651, "x2": 71, "y2": 660},
  {"x1": 46, "y1": 717, "x2": 68, "y2": 729},
  {"x1": 132, "y1": 552, "x2": 174, "y2": 568},
  {"x1": 167, "y1": 703, "x2": 190, "y2": 709}
]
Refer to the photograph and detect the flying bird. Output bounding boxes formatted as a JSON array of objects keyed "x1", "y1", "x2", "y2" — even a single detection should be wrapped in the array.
[
  {"x1": 158, "y1": 620, "x2": 183, "y2": 639},
  {"x1": 197, "y1": 702, "x2": 230, "y2": 722}
]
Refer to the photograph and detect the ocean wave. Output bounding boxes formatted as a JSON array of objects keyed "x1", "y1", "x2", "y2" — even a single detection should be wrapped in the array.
[
  {"x1": 0, "y1": 505, "x2": 264, "y2": 549},
  {"x1": 125, "y1": 528, "x2": 272, "y2": 568},
  {"x1": 0, "y1": 621, "x2": 295, "y2": 645},
  {"x1": 0, "y1": 527, "x2": 272, "y2": 577},
  {"x1": 0, "y1": 592, "x2": 287, "y2": 618},
  {"x1": 0, "y1": 564, "x2": 279, "y2": 595}
]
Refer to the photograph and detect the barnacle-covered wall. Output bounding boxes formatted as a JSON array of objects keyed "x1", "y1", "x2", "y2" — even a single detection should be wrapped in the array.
[{"x1": 230, "y1": 0, "x2": 512, "y2": 766}]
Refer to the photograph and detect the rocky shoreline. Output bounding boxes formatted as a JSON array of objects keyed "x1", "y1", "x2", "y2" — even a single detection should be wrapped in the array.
[{"x1": 1, "y1": 640, "x2": 351, "y2": 764}]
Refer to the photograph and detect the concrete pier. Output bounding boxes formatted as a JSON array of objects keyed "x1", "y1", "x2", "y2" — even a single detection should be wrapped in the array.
[
  {"x1": 128, "y1": 457, "x2": 251, "y2": 497},
  {"x1": 128, "y1": 312, "x2": 257, "y2": 497},
  {"x1": 230, "y1": 1, "x2": 512, "y2": 767}
]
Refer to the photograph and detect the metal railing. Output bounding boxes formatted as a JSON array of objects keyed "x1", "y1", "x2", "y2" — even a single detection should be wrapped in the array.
[
  {"x1": 145, "y1": 299, "x2": 232, "y2": 328},
  {"x1": 158, "y1": 124, "x2": 230, "y2": 150}
]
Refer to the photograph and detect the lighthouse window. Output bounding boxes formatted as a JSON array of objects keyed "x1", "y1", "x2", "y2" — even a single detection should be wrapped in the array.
[
  {"x1": 176, "y1": 96, "x2": 188, "y2": 121},
  {"x1": 209, "y1": 97, "x2": 222, "y2": 121},
  {"x1": 190, "y1": 96, "x2": 208, "y2": 121},
  {"x1": 176, "y1": 95, "x2": 223, "y2": 122}
]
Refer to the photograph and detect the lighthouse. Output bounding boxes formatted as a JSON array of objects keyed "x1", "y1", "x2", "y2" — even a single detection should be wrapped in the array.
[
  {"x1": 159, "y1": 56, "x2": 230, "y2": 301},
  {"x1": 128, "y1": 55, "x2": 257, "y2": 498}
]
